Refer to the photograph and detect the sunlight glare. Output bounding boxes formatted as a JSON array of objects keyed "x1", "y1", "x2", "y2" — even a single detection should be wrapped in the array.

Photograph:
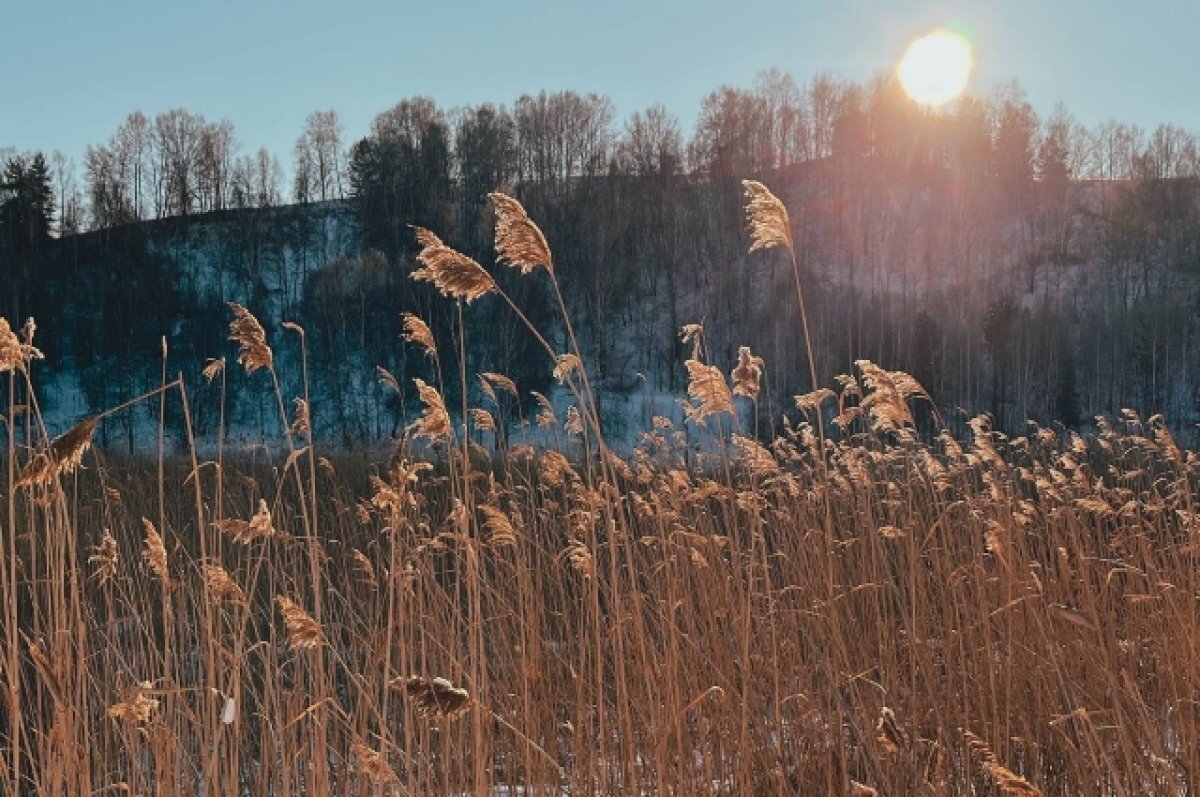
[{"x1": 898, "y1": 30, "x2": 973, "y2": 106}]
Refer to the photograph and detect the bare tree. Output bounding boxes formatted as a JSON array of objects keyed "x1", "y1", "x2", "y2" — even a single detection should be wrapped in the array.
[
  {"x1": 111, "y1": 112, "x2": 152, "y2": 219},
  {"x1": 84, "y1": 144, "x2": 129, "y2": 228},
  {"x1": 513, "y1": 91, "x2": 615, "y2": 183},
  {"x1": 754, "y1": 68, "x2": 807, "y2": 167},
  {"x1": 256, "y1": 147, "x2": 283, "y2": 207},
  {"x1": 689, "y1": 86, "x2": 769, "y2": 175},
  {"x1": 197, "y1": 119, "x2": 237, "y2": 211},
  {"x1": 294, "y1": 110, "x2": 345, "y2": 202},
  {"x1": 49, "y1": 151, "x2": 82, "y2": 235},
  {"x1": 620, "y1": 104, "x2": 682, "y2": 176},
  {"x1": 808, "y1": 73, "x2": 844, "y2": 160},
  {"x1": 154, "y1": 108, "x2": 206, "y2": 216}
]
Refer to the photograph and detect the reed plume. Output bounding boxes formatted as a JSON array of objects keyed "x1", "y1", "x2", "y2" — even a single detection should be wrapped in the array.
[
  {"x1": 291, "y1": 398, "x2": 310, "y2": 435},
  {"x1": 401, "y1": 312, "x2": 438, "y2": 358},
  {"x1": 228, "y1": 302, "x2": 273, "y2": 374},
  {"x1": 564, "y1": 405, "x2": 584, "y2": 436},
  {"x1": 17, "y1": 415, "x2": 98, "y2": 488},
  {"x1": 684, "y1": 359, "x2": 734, "y2": 421},
  {"x1": 479, "y1": 504, "x2": 517, "y2": 546},
  {"x1": 876, "y1": 706, "x2": 908, "y2": 754},
  {"x1": 352, "y1": 740, "x2": 399, "y2": 786},
  {"x1": 732, "y1": 434, "x2": 777, "y2": 474},
  {"x1": 0, "y1": 316, "x2": 42, "y2": 373},
  {"x1": 214, "y1": 499, "x2": 276, "y2": 544},
  {"x1": 539, "y1": 450, "x2": 574, "y2": 488},
  {"x1": 470, "y1": 408, "x2": 497, "y2": 433},
  {"x1": 411, "y1": 225, "x2": 496, "y2": 303},
  {"x1": 142, "y1": 517, "x2": 170, "y2": 583},
  {"x1": 531, "y1": 391, "x2": 557, "y2": 429},
  {"x1": 489, "y1": 192, "x2": 553, "y2": 274},
  {"x1": 202, "y1": 562, "x2": 248, "y2": 605},
  {"x1": 351, "y1": 549, "x2": 377, "y2": 584},
  {"x1": 89, "y1": 529, "x2": 119, "y2": 585},
  {"x1": 409, "y1": 378, "x2": 452, "y2": 441},
  {"x1": 201, "y1": 357, "x2": 225, "y2": 382},
  {"x1": 107, "y1": 681, "x2": 159, "y2": 726},
  {"x1": 553, "y1": 353, "x2": 582, "y2": 384},
  {"x1": 856, "y1": 360, "x2": 933, "y2": 432},
  {"x1": 395, "y1": 675, "x2": 471, "y2": 720},
  {"x1": 741, "y1": 180, "x2": 793, "y2": 253},
  {"x1": 276, "y1": 596, "x2": 324, "y2": 650},
  {"x1": 731, "y1": 346, "x2": 763, "y2": 399},
  {"x1": 376, "y1": 366, "x2": 401, "y2": 395},
  {"x1": 563, "y1": 539, "x2": 595, "y2": 580},
  {"x1": 480, "y1": 371, "x2": 519, "y2": 400},
  {"x1": 795, "y1": 387, "x2": 835, "y2": 413},
  {"x1": 964, "y1": 731, "x2": 1043, "y2": 796}
]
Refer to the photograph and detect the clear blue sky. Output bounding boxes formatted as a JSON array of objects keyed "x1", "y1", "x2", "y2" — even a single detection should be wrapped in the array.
[{"x1": 3, "y1": 0, "x2": 1196, "y2": 166}]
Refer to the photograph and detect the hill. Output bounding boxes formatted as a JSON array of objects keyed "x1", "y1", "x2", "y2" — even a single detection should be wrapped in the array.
[{"x1": 7, "y1": 159, "x2": 1200, "y2": 449}]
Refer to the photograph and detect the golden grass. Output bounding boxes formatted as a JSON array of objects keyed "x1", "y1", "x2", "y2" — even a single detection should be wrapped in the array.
[
  {"x1": 227, "y1": 301, "x2": 273, "y2": 373},
  {"x1": 2, "y1": 182, "x2": 1198, "y2": 796},
  {"x1": 16, "y1": 415, "x2": 97, "y2": 487},
  {"x1": 411, "y1": 225, "x2": 497, "y2": 303},
  {"x1": 0, "y1": 316, "x2": 42, "y2": 374},
  {"x1": 489, "y1": 191, "x2": 554, "y2": 274},
  {"x1": 742, "y1": 179, "x2": 794, "y2": 253}
]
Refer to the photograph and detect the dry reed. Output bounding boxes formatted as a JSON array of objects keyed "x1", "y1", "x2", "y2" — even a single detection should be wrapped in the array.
[
  {"x1": 489, "y1": 192, "x2": 554, "y2": 274},
  {"x1": 411, "y1": 225, "x2": 497, "y2": 303}
]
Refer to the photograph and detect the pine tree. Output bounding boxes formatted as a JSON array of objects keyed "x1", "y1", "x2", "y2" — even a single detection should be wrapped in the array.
[{"x1": 0, "y1": 153, "x2": 54, "y2": 319}]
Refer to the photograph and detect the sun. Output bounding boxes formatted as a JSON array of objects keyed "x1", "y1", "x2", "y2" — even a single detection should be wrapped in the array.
[{"x1": 898, "y1": 29, "x2": 973, "y2": 106}]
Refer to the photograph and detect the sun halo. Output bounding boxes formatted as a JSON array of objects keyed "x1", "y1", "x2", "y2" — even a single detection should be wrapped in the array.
[{"x1": 898, "y1": 29, "x2": 973, "y2": 106}]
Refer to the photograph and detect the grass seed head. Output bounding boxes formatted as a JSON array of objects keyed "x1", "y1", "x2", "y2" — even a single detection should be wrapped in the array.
[
  {"x1": 489, "y1": 192, "x2": 553, "y2": 274},
  {"x1": 352, "y1": 740, "x2": 399, "y2": 785},
  {"x1": 684, "y1": 359, "x2": 734, "y2": 422},
  {"x1": 351, "y1": 549, "x2": 377, "y2": 585},
  {"x1": 409, "y1": 379, "x2": 453, "y2": 441},
  {"x1": 0, "y1": 316, "x2": 42, "y2": 373},
  {"x1": 411, "y1": 225, "x2": 496, "y2": 303},
  {"x1": 17, "y1": 416, "x2": 98, "y2": 488},
  {"x1": 291, "y1": 398, "x2": 310, "y2": 435},
  {"x1": 401, "y1": 312, "x2": 438, "y2": 358},
  {"x1": 142, "y1": 518, "x2": 170, "y2": 583},
  {"x1": 228, "y1": 303, "x2": 274, "y2": 374},
  {"x1": 480, "y1": 504, "x2": 518, "y2": 546},
  {"x1": 964, "y1": 730, "x2": 1043, "y2": 796},
  {"x1": 470, "y1": 407, "x2": 497, "y2": 433},
  {"x1": 480, "y1": 371, "x2": 519, "y2": 400},
  {"x1": 276, "y1": 596, "x2": 325, "y2": 650},
  {"x1": 742, "y1": 179, "x2": 793, "y2": 254},
  {"x1": 108, "y1": 681, "x2": 159, "y2": 726},
  {"x1": 89, "y1": 529, "x2": 119, "y2": 585},
  {"x1": 203, "y1": 563, "x2": 248, "y2": 605},
  {"x1": 215, "y1": 499, "x2": 276, "y2": 544},
  {"x1": 731, "y1": 346, "x2": 763, "y2": 399},
  {"x1": 395, "y1": 675, "x2": 471, "y2": 720},
  {"x1": 202, "y1": 357, "x2": 225, "y2": 382},
  {"x1": 876, "y1": 706, "x2": 909, "y2": 754}
]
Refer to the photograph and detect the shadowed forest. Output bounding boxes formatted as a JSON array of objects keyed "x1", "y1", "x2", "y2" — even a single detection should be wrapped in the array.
[{"x1": 3, "y1": 70, "x2": 1199, "y2": 446}]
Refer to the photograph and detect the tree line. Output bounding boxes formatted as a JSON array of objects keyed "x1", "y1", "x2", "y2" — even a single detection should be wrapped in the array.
[{"x1": 10, "y1": 69, "x2": 1196, "y2": 239}]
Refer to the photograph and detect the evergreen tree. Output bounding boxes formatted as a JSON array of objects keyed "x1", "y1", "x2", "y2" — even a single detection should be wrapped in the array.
[{"x1": 0, "y1": 153, "x2": 54, "y2": 319}]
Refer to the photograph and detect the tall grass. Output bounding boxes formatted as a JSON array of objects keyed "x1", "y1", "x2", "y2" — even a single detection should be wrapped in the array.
[{"x1": 1, "y1": 188, "x2": 1198, "y2": 796}]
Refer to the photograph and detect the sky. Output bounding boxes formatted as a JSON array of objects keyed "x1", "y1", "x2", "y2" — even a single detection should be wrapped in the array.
[{"x1": 2, "y1": 0, "x2": 1196, "y2": 168}]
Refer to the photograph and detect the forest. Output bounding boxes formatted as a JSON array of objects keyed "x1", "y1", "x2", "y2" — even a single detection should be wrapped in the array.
[{"x1": 3, "y1": 69, "x2": 1199, "y2": 446}]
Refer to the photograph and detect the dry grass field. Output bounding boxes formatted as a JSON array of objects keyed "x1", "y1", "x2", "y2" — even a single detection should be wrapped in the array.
[{"x1": 2, "y1": 186, "x2": 1198, "y2": 795}]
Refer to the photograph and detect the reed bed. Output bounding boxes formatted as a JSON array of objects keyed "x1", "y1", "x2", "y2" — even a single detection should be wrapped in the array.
[{"x1": 2, "y1": 186, "x2": 1198, "y2": 796}]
